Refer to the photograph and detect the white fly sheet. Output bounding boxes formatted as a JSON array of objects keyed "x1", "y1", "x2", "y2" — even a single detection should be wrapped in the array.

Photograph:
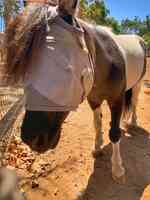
[
  {"x1": 100, "y1": 27, "x2": 145, "y2": 90},
  {"x1": 24, "y1": 13, "x2": 94, "y2": 111},
  {"x1": 115, "y1": 35, "x2": 145, "y2": 90}
]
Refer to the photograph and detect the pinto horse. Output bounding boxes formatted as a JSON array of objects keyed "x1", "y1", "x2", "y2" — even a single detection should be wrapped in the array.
[{"x1": 4, "y1": 0, "x2": 146, "y2": 183}]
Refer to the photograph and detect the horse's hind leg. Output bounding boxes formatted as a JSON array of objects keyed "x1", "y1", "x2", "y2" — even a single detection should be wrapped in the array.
[
  {"x1": 130, "y1": 80, "x2": 142, "y2": 126},
  {"x1": 108, "y1": 96, "x2": 125, "y2": 183},
  {"x1": 88, "y1": 99, "x2": 103, "y2": 157}
]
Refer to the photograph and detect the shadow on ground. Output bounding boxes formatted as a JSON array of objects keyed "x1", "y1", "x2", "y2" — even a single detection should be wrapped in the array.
[{"x1": 77, "y1": 126, "x2": 150, "y2": 200}]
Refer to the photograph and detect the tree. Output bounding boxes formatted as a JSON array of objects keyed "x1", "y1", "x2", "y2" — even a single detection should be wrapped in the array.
[
  {"x1": 79, "y1": 0, "x2": 88, "y2": 19},
  {"x1": 79, "y1": 0, "x2": 109, "y2": 24},
  {"x1": 120, "y1": 15, "x2": 150, "y2": 48},
  {"x1": 0, "y1": 1, "x2": 4, "y2": 17},
  {"x1": 79, "y1": 0, "x2": 121, "y2": 33},
  {"x1": 0, "y1": 0, "x2": 20, "y2": 26},
  {"x1": 106, "y1": 17, "x2": 121, "y2": 34},
  {"x1": 121, "y1": 16, "x2": 142, "y2": 34},
  {"x1": 86, "y1": 0, "x2": 109, "y2": 24}
]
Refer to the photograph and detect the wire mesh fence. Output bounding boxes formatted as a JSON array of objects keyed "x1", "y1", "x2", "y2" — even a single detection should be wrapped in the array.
[{"x1": 0, "y1": 49, "x2": 24, "y2": 156}]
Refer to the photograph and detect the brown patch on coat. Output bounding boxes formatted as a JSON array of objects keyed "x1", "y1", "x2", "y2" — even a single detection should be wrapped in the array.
[{"x1": 81, "y1": 25, "x2": 126, "y2": 108}]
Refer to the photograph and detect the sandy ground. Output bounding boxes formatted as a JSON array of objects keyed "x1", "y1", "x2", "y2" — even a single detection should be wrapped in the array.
[{"x1": 4, "y1": 58, "x2": 150, "y2": 200}]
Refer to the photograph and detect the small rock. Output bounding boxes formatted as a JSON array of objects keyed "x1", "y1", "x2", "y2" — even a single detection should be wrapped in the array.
[
  {"x1": 54, "y1": 188, "x2": 59, "y2": 196},
  {"x1": 31, "y1": 180, "x2": 39, "y2": 189}
]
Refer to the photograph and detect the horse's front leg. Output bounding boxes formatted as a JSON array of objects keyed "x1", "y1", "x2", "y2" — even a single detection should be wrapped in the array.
[
  {"x1": 108, "y1": 97, "x2": 125, "y2": 183},
  {"x1": 88, "y1": 99, "x2": 103, "y2": 157},
  {"x1": 93, "y1": 105, "x2": 104, "y2": 157}
]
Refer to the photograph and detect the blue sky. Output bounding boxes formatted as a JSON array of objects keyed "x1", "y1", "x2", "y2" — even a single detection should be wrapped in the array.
[{"x1": 105, "y1": 0, "x2": 150, "y2": 21}]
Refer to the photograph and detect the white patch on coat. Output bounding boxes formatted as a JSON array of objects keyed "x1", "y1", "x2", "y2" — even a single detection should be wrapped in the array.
[{"x1": 111, "y1": 141, "x2": 125, "y2": 178}]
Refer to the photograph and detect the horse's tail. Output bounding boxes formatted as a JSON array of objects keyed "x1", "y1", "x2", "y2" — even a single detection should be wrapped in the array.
[
  {"x1": 123, "y1": 36, "x2": 147, "y2": 118},
  {"x1": 138, "y1": 36, "x2": 147, "y2": 79}
]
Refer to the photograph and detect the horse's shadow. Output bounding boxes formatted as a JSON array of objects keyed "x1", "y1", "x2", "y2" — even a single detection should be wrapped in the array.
[{"x1": 77, "y1": 126, "x2": 150, "y2": 200}]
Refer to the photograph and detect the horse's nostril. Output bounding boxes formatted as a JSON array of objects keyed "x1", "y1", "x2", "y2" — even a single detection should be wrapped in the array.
[
  {"x1": 32, "y1": 136, "x2": 39, "y2": 147},
  {"x1": 36, "y1": 136, "x2": 44, "y2": 147},
  {"x1": 30, "y1": 134, "x2": 49, "y2": 152}
]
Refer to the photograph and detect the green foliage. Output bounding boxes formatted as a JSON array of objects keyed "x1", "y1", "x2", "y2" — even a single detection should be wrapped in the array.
[
  {"x1": 0, "y1": 0, "x2": 20, "y2": 17},
  {"x1": 79, "y1": 1, "x2": 150, "y2": 46},
  {"x1": 0, "y1": 1, "x2": 4, "y2": 16},
  {"x1": 79, "y1": 0, "x2": 109, "y2": 24},
  {"x1": 121, "y1": 16, "x2": 143, "y2": 34},
  {"x1": 79, "y1": 0, "x2": 88, "y2": 19},
  {"x1": 79, "y1": 0, "x2": 121, "y2": 33},
  {"x1": 106, "y1": 17, "x2": 121, "y2": 34},
  {"x1": 86, "y1": 0, "x2": 109, "y2": 24},
  {"x1": 143, "y1": 32, "x2": 150, "y2": 48},
  {"x1": 121, "y1": 15, "x2": 150, "y2": 47}
]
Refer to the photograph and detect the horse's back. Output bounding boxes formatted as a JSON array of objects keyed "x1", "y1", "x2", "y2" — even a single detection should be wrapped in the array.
[
  {"x1": 116, "y1": 35, "x2": 144, "y2": 59},
  {"x1": 115, "y1": 34, "x2": 145, "y2": 90}
]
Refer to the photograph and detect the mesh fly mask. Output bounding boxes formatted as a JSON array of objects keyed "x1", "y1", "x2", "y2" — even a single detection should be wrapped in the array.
[{"x1": 24, "y1": 7, "x2": 94, "y2": 111}]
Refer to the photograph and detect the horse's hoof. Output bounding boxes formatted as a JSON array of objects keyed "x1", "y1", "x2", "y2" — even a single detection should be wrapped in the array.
[
  {"x1": 76, "y1": 191, "x2": 85, "y2": 200},
  {"x1": 92, "y1": 149, "x2": 104, "y2": 158},
  {"x1": 112, "y1": 174, "x2": 126, "y2": 184}
]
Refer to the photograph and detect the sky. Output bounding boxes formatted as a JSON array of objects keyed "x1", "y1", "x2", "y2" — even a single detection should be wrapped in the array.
[{"x1": 105, "y1": 0, "x2": 150, "y2": 21}]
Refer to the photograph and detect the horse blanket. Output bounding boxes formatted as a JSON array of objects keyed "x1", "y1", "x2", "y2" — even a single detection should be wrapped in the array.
[
  {"x1": 24, "y1": 9, "x2": 94, "y2": 111},
  {"x1": 101, "y1": 27, "x2": 145, "y2": 90},
  {"x1": 116, "y1": 35, "x2": 145, "y2": 90}
]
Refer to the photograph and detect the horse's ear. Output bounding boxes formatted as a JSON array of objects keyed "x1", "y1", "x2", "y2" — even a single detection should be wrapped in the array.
[{"x1": 58, "y1": 0, "x2": 79, "y2": 16}]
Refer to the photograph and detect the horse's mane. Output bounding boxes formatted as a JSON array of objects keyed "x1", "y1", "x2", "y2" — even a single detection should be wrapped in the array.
[{"x1": 4, "y1": 5, "x2": 48, "y2": 84}]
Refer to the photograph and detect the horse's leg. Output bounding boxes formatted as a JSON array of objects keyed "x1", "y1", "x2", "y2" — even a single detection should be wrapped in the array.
[
  {"x1": 0, "y1": 51, "x2": 1, "y2": 62},
  {"x1": 0, "y1": 51, "x2": 3, "y2": 62},
  {"x1": 88, "y1": 99, "x2": 103, "y2": 157},
  {"x1": 130, "y1": 80, "x2": 142, "y2": 126},
  {"x1": 108, "y1": 97, "x2": 125, "y2": 183},
  {"x1": 93, "y1": 106, "x2": 104, "y2": 156}
]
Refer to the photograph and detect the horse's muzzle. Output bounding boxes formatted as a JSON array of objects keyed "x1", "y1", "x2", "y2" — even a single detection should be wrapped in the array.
[
  {"x1": 21, "y1": 128, "x2": 61, "y2": 153},
  {"x1": 21, "y1": 110, "x2": 68, "y2": 153}
]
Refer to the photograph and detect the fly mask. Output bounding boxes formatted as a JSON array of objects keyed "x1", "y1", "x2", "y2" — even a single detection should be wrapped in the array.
[{"x1": 24, "y1": 7, "x2": 94, "y2": 111}]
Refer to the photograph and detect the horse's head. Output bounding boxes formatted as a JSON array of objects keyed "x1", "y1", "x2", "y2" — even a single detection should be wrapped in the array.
[
  {"x1": 21, "y1": 1, "x2": 80, "y2": 153},
  {"x1": 5, "y1": 0, "x2": 94, "y2": 153}
]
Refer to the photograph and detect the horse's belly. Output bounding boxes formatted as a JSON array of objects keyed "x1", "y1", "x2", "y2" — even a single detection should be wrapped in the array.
[{"x1": 116, "y1": 35, "x2": 145, "y2": 90}]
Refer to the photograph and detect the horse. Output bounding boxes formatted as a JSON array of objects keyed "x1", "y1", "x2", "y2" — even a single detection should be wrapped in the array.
[{"x1": 4, "y1": 0, "x2": 146, "y2": 183}]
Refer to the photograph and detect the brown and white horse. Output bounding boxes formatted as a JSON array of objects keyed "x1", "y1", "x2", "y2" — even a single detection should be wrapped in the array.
[{"x1": 4, "y1": 0, "x2": 146, "y2": 183}]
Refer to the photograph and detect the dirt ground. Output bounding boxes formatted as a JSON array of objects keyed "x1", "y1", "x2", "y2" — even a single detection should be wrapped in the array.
[{"x1": 4, "y1": 58, "x2": 150, "y2": 200}]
